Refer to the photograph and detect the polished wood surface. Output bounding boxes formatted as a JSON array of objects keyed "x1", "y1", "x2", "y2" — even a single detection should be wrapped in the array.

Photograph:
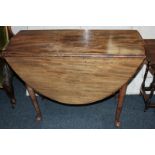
[
  {"x1": 4, "y1": 30, "x2": 145, "y2": 105},
  {"x1": 5, "y1": 30, "x2": 144, "y2": 57}
]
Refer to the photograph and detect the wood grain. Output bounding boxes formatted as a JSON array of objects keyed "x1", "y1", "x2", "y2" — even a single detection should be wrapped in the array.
[
  {"x1": 4, "y1": 30, "x2": 145, "y2": 104},
  {"x1": 6, "y1": 56, "x2": 143, "y2": 104},
  {"x1": 5, "y1": 30, "x2": 145, "y2": 57}
]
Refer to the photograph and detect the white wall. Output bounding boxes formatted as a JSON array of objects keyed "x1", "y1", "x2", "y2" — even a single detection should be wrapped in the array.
[
  {"x1": 11, "y1": 26, "x2": 28, "y2": 34},
  {"x1": 12, "y1": 26, "x2": 155, "y2": 94},
  {"x1": 132, "y1": 26, "x2": 155, "y2": 39}
]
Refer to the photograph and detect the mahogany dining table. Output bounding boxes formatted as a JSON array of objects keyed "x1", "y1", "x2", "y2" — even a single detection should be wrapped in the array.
[{"x1": 3, "y1": 30, "x2": 145, "y2": 127}]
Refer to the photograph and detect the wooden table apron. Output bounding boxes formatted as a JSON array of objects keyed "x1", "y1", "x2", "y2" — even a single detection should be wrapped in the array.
[{"x1": 3, "y1": 30, "x2": 145, "y2": 126}]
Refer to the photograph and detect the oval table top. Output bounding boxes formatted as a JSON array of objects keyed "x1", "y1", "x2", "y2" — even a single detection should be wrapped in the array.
[{"x1": 4, "y1": 30, "x2": 145, "y2": 104}]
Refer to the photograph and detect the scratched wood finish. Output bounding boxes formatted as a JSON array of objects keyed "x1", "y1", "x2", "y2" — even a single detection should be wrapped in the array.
[{"x1": 4, "y1": 30, "x2": 145, "y2": 104}]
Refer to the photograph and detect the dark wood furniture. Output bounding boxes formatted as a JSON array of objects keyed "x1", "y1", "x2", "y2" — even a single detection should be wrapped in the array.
[
  {"x1": 3, "y1": 30, "x2": 145, "y2": 127},
  {"x1": 0, "y1": 26, "x2": 16, "y2": 108},
  {"x1": 141, "y1": 39, "x2": 155, "y2": 111}
]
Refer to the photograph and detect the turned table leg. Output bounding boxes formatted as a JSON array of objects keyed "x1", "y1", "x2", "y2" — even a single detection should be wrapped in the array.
[
  {"x1": 115, "y1": 84, "x2": 127, "y2": 127},
  {"x1": 26, "y1": 85, "x2": 42, "y2": 121},
  {"x1": 2, "y1": 61, "x2": 16, "y2": 108}
]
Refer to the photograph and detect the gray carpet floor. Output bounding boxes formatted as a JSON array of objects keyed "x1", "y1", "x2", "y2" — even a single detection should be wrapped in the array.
[{"x1": 0, "y1": 77, "x2": 155, "y2": 129}]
